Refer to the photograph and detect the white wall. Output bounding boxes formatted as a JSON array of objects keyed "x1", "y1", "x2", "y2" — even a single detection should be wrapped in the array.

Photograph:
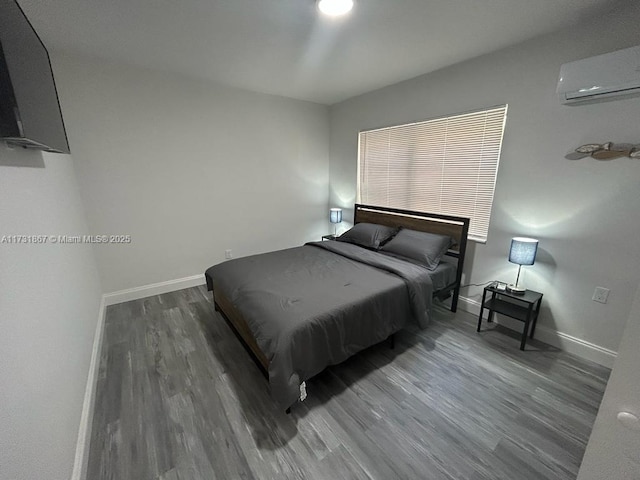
[
  {"x1": 0, "y1": 147, "x2": 102, "y2": 480},
  {"x1": 328, "y1": 2, "x2": 640, "y2": 360},
  {"x1": 52, "y1": 53, "x2": 331, "y2": 293},
  {"x1": 578, "y1": 280, "x2": 640, "y2": 478}
]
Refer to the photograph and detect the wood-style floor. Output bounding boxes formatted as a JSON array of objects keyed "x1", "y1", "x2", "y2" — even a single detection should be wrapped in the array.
[{"x1": 87, "y1": 286, "x2": 610, "y2": 480}]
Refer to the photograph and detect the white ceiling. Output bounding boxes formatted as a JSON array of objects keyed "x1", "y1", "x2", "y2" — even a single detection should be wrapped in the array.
[{"x1": 19, "y1": 0, "x2": 623, "y2": 105}]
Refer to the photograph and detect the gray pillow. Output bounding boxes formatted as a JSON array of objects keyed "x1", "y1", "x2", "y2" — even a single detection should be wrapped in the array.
[
  {"x1": 380, "y1": 228, "x2": 453, "y2": 270},
  {"x1": 336, "y1": 223, "x2": 398, "y2": 250}
]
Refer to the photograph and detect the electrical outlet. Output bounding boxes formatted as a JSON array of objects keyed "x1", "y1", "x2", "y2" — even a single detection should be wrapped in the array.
[
  {"x1": 224, "y1": 249, "x2": 233, "y2": 259},
  {"x1": 592, "y1": 286, "x2": 610, "y2": 304}
]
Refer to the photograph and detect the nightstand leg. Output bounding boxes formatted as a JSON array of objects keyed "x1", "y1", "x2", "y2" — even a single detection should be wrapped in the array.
[
  {"x1": 477, "y1": 289, "x2": 488, "y2": 332},
  {"x1": 529, "y1": 297, "x2": 542, "y2": 339},
  {"x1": 520, "y1": 321, "x2": 529, "y2": 350},
  {"x1": 487, "y1": 292, "x2": 495, "y2": 323},
  {"x1": 521, "y1": 304, "x2": 534, "y2": 350}
]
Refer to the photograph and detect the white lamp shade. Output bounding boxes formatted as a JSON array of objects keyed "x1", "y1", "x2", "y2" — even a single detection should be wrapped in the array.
[
  {"x1": 508, "y1": 237, "x2": 538, "y2": 266},
  {"x1": 330, "y1": 208, "x2": 343, "y2": 224}
]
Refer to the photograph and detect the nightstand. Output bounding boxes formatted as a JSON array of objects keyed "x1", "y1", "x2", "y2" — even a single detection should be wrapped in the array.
[
  {"x1": 321, "y1": 234, "x2": 336, "y2": 241},
  {"x1": 477, "y1": 284, "x2": 543, "y2": 350}
]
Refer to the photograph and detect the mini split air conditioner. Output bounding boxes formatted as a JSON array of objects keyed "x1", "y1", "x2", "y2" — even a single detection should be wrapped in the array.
[{"x1": 557, "y1": 44, "x2": 640, "y2": 105}]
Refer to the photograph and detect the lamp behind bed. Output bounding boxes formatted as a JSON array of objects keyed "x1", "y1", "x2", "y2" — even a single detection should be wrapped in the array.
[{"x1": 330, "y1": 208, "x2": 343, "y2": 236}]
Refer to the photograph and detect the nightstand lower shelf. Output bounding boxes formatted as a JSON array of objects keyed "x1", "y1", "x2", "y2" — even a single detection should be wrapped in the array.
[
  {"x1": 482, "y1": 298, "x2": 532, "y2": 322},
  {"x1": 477, "y1": 285, "x2": 543, "y2": 350}
]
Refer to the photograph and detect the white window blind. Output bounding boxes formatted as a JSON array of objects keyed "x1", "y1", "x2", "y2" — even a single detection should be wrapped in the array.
[{"x1": 357, "y1": 105, "x2": 507, "y2": 242}]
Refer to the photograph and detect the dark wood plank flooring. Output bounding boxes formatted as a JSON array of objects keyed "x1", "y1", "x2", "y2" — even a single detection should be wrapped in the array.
[{"x1": 87, "y1": 286, "x2": 610, "y2": 480}]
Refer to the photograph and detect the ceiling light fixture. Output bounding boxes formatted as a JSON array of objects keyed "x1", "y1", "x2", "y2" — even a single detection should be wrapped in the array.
[{"x1": 317, "y1": 0, "x2": 354, "y2": 17}]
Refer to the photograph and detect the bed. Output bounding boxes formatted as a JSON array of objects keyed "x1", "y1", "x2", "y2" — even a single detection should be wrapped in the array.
[{"x1": 205, "y1": 204, "x2": 469, "y2": 411}]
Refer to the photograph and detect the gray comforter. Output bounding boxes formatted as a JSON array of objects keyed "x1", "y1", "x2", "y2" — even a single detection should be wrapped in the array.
[{"x1": 205, "y1": 241, "x2": 434, "y2": 409}]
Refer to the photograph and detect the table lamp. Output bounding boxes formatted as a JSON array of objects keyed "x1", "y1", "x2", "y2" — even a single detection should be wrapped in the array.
[
  {"x1": 330, "y1": 208, "x2": 342, "y2": 236},
  {"x1": 507, "y1": 237, "x2": 538, "y2": 294}
]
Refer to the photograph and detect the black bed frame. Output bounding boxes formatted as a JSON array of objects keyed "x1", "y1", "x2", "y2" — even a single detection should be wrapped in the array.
[
  {"x1": 352, "y1": 203, "x2": 470, "y2": 312},
  {"x1": 212, "y1": 204, "x2": 470, "y2": 412}
]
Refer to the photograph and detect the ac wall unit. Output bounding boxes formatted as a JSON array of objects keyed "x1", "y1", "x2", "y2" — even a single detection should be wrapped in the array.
[{"x1": 557, "y1": 44, "x2": 640, "y2": 105}]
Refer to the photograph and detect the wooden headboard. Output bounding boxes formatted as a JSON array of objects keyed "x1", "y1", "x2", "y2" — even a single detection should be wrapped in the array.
[
  {"x1": 353, "y1": 204, "x2": 470, "y2": 311},
  {"x1": 354, "y1": 204, "x2": 469, "y2": 257}
]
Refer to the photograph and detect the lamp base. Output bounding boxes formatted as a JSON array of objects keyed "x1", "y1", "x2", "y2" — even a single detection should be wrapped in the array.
[{"x1": 506, "y1": 284, "x2": 526, "y2": 295}]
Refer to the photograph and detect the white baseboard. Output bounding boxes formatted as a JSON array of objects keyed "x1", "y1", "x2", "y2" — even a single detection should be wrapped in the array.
[
  {"x1": 72, "y1": 274, "x2": 207, "y2": 479},
  {"x1": 458, "y1": 295, "x2": 617, "y2": 368},
  {"x1": 103, "y1": 274, "x2": 206, "y2": 306},
  {"x1": 71, "y1": 295, "x2": 106, "y2": 480}
]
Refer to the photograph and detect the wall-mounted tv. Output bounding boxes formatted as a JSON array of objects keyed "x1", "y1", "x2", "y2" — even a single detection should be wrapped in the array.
[{"x1": 0, "y1": 0, "x2": 70, "y2": 154}]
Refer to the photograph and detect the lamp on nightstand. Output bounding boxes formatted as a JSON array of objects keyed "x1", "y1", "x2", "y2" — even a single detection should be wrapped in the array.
[
  {"x1": 330, "y1": 208, "x2": 342, "y2": 236},
  {"x1": 506, "y1": 237, "x2": 538, "y2": 294}
]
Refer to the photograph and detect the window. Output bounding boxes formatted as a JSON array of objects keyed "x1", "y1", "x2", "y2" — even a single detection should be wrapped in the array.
[{"x1": 357, "y1": 105, "x2": 507, "y2": 242}]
